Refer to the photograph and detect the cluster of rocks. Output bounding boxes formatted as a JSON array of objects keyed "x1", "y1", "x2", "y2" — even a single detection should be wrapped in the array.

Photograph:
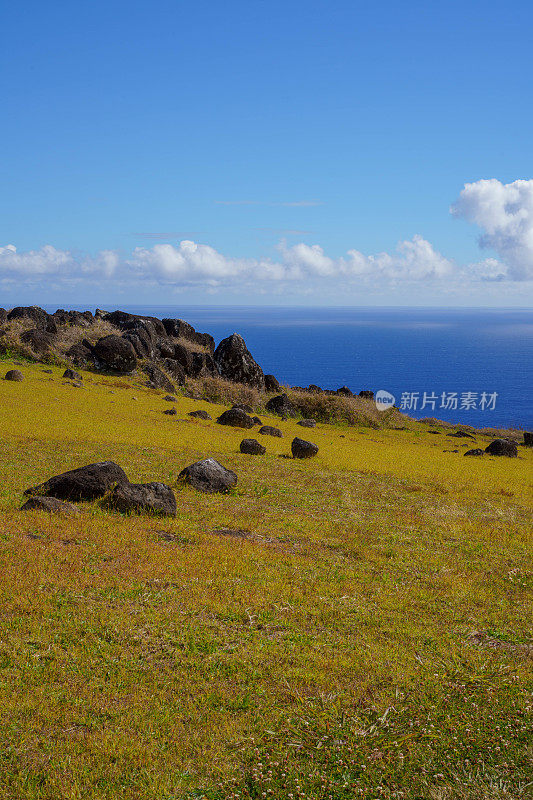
[
  {"x1": 0, "y1": 306, "x2": 278, "y2": 393},
  {"x1": 21, "y1": 456, "x2": 241, "y2": 516},
  {"x1": 464, "y1": 439, "x2": 520, "y2": 457},
  {"x1": 1, "y1": 307, "x2": 378, "y2": 401}
]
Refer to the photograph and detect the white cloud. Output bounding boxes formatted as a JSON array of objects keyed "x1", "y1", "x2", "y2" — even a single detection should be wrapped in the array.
[
  {"x1": 0, "y1": 235, "x2": 455, "y2": 291},
  {"x1": 451, "y1": 178, "x2": 533, "y2": 280}
]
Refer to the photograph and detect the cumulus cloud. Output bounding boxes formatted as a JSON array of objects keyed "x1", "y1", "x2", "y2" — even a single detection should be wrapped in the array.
[
  {"x1": 451, "y1": 178, "x2": 533, "y2": 280},
  {"x1": 0, "y1": 235, "x2": 454, "y2": 291}
]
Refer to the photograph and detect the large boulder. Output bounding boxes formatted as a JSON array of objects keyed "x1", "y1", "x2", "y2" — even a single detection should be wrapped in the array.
[
  {"x1": 162, "y1": 318, "x2": 215, "y2": 351},
  {"x1": 216, "y1": 407, "x2": 255, "y2": 428},
  {"x1": 259, "y1": 425, "x2": 282, "y2": 437},
  {"x1": 54, "y1": 309, "x2": 93, "y2": 328},
  {"x1": 485, "y1": 439, "x2": 518, "y2": 457},
  {"x1": 20, "y1": 328, "x2": 56, "y2": 355},
  {"x1": 24, "y1": 461, "x2": 129, "y2": 501},
  {"x1": 105, "y1": 310, "x2": 167, "y2": 338},
  {"x1": 160, "y1": 359, "x2": 186, "y2": 385},
  {"x1": 67, "y1": 341, "x2": 94, "y2": 366},
  {"x1": 336, "y1": 386, "x2": 353, "y2": 396},
  {"x1": 524, "y1": 432, "x2": 533, "y2": 447},
  {"x1": 5, "y1": 369, "x2": 23, "y2": 381},
  {"x1": 21, "y1": 495, "x2": 79, "y2": 515},
  {"x1": 189, "y1": 352, "x2": 217, "y2": 378},
  {"x1": 104, "y1": 482, "x2": 176, "y2": 516},
  {"x1": 214, "y1": 333, "x2": 264, "y2": 388},
  {"x1": 172, "y1": 342, "x2": 195, "y2": 373},
  {"x1": 265, "y1": 393, "x2": 295, "y2": 417},
  {"x1": 7, "y1": 306, "x2": 51, "y2": 327},
  {"x1": 93, "y1": 335, "x2": 137, "y2": 373},
  {"x1": 291, "y1": 437, "x2": 319, "y2": 459},
  {"x1": 240, "y1": 438, "x2": 266, "y2": 455},
  {"x1": 359, "y1": 390, "x2": 374, "y2": 399},
  {"x1": 142, "y1": 363, "x2": 175, "y2": 393},
  {"x1": 265, "y1": 374, "x2": 281, "y2": 392},
  {"x1": 178, "y1": 458, "x2": 237, "y2": 493}
]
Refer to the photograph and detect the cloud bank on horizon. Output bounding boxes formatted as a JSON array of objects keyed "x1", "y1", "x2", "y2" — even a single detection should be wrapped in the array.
[{"x1": 2, "y1": 180, "x2": 532, "y2": 293}]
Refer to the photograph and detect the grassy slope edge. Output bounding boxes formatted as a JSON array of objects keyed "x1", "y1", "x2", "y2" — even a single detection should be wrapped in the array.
[{"x1": 0, "y1": 359, "x2": 531, "y2": 800}]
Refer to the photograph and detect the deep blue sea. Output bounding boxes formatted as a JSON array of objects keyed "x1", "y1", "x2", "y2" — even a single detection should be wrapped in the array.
[{"x1": 56, "y1": 306, "x2": 533, "y2": 429}]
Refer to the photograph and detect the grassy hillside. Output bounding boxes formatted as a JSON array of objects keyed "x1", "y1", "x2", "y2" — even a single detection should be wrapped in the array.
[{"x1": 0, "y1": 358, "x2": 531, "y2": 800}]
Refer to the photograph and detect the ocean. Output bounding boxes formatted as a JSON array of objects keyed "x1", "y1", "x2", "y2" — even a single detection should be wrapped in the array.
[{"x1": 55, "y1": 305, "x2": 533, "y2": 430}]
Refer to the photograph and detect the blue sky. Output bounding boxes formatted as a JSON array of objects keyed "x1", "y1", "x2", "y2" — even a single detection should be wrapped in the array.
[{"x1": 1, "y1": 0, "x2": 533, "y2": 305}]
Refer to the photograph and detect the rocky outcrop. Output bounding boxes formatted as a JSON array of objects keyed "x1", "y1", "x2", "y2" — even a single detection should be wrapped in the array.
[
  {"x1": 178, "y1": 458, "x2": 237, "y2": 493},
  {"x1": 162, "y1": 318, "x2": 215, "y2": 351},
  {"x1": 93, "y1": 335, "x2": 137, "y2": 373},
  {"x1": 214, "y1": 333, "x2": 265, "y2": 388},
  {"x1": 524, "y1": 432, "x2": 533, "y2": 447},
  {"x1": 217, "y1": 408, "x2": 255, "y2": 428},
  {"x1": 291, "y1": 437, "x2": 319, "y2": 459},
  {"x1": 142, "y1": 363, "x2": 175, "y2": 393},
  {"x1": 485, "y1": 439, "x2": 518, "y2": 457},
  {"x1": 63, "y1": 369, "x2": 82, "y2": 381},
  {"x1": 359, "y1": 390, "x2": 374, "y2": 399},
  {"x1": 8, "y1": 306, "x2": 51, "y2": 327},
  {"x1": 265, "y1": 374, "x2": 281, "y2": 392},
  {"x1": 25, "y1": 461, "x2": 128, "y2": 501},
  {"x1": 103, "y1": 482, "x2": 177, "y2": 516}
]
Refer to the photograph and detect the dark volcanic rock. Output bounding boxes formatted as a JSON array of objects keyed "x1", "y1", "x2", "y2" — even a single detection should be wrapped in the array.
[
  {"x1": 336, "y1": 386, "x2": 353, "y2": 396},
  {"x1": 5, "y1": 369, "x2": 23, "y2": 381},
  {"x1": 524, "y1": 432, "x2": 533, "y2": 447},
  {"x1": 232, "y1": 403, "x2": 253, "y2": 414},
  {"x1": 164, "y1": 395, "x2": 177, "y2": 402},
  {"x1": 259, "y1": 425, "x2": 282, "y2": 437},
  {"x1": 172, "y1": 342, "x2": 195, "y2": 373},
  {"x1": 308, "y1": 384, "x2": 323, "y2": 393},
  {"x1": 216, "y1": 408, "x2": 255, "y2": 428},
  {"x1": 485, "y1": 439, "x2": 518, "y2": 457},
  {"x1": 214, "y1": 333, "x2": 265, "y2": 388},
  {"x1": 93, "y1": 335, "x2": 137, "y2": 373},
  {"x1": 188, "y1": 409, "x2": 212, "y2": 420},
  {"x1": 160, "y1": 359, "x2": 186, "y2": 385},
  {"x1": 265, "y1": 393, "x2": 295, "y2": 417},
  {"x1": 21, "y1": 495, "x2": 79, "y2": 514},
  {"x1": 163, "y1": 407, "x2": 177, "y2": 415},
  {"x1": 106, "y1": 310, "x2": 167, "y2": 338},
  {"x1": 291, "y1": 437, "x2": 319, "y2": 459},
  {"x1": 67, "y1": 342, "x2": 94, "y2": 366},
  {"x1": 264, "y1": 374, "x2": 281, "y2": 392},
  {"x1": 447, "y1": 431, "x2": 475, "y2": 439},
  {"x1": 104, "y1": 482, "x2": 176, "y2": 516},
  {"x1": 25, "y1": 461, "x2": 128, "y2": 501},
  {"x1": 143, "y1": 363, "x2": 175, "y2": 393},
  {"x1": 359, "y1": 390, "x2": 374, "y2": 399},
  {"x1": 162, "y1": 318, "x2": 215, "y2": 351},
  {"x1": 252, "y1": 416, "x2": 262, "y2": 425},
  {"x1": 240, "y1": 438, "x2": 266, "y2": 455},
  {"x1": 464, "y1": 448, "x2": 484, "y2": 457},
  {"x1": 297, "y1": 418, "x2": 317, "y2": 428},
  {"x1": 20, "y1": 328, "x2": 56, "y2": 355},
  {"x1": 189, "y1": 352, "x2": 217, "y2": 378},
  {"x1": 0, "y1": 308, "x2": 6, "y2": 324},
  {"x1": 63, "y1": 368, "x2": 82, "y2": 381},
  {"x1": 8, "y1": 306, "x2": 51, "y2": 327},
  {"x1": 178, "y1": 458, "x2": 237, "y2": 493}
]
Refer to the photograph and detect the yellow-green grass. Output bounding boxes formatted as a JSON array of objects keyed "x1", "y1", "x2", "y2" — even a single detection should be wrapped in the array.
[{"x1": 0, "y1": 359, "x2": 531, "y2": 800}]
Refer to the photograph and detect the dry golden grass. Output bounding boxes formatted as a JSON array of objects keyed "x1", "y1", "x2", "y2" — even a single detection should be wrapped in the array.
[{"x1": 0, "y1": 358, "x2": 531, "y2": 800}]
